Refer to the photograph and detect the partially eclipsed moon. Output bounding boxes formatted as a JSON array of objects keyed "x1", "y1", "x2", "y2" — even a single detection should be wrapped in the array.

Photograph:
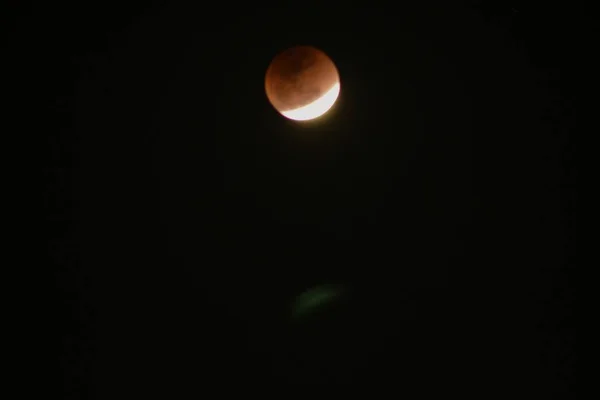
[{"x1": 265, "y1": 46, "x2": 340, "y2": 121}]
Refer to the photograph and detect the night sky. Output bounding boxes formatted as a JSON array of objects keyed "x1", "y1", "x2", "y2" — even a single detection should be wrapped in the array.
[{"x1": 29, "y1": 0, "x2": 574, "y2": 395}]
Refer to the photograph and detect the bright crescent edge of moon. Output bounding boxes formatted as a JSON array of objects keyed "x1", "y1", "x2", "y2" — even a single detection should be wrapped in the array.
[{"x1": 280, "y1": 82, "x2": 341, "y2": 121}]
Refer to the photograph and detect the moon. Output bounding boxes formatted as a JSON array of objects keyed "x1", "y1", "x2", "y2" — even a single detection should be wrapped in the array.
[{"x1": 265, "y1": 46, "x2": 340, "y2": 121}]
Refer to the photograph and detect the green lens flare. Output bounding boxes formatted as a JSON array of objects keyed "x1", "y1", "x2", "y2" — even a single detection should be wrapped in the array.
[{"x1": 290, "y1": 284, "x2": 345, "y2": 320}]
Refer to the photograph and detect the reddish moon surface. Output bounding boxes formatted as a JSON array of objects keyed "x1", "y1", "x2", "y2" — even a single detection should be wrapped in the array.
[{"x1": 265, "y1": 46, "x2": 340, "y2": 121}]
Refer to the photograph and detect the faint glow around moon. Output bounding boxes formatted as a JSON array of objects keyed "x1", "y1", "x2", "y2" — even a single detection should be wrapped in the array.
[{"x1": 281, "y1": 82, "x2": 341, "y2": 121}]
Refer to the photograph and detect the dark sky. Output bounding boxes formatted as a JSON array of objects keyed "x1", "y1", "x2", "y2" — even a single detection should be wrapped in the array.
[{"x1": 29, "y1": 0, "x2": 574, "y2": 395}]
